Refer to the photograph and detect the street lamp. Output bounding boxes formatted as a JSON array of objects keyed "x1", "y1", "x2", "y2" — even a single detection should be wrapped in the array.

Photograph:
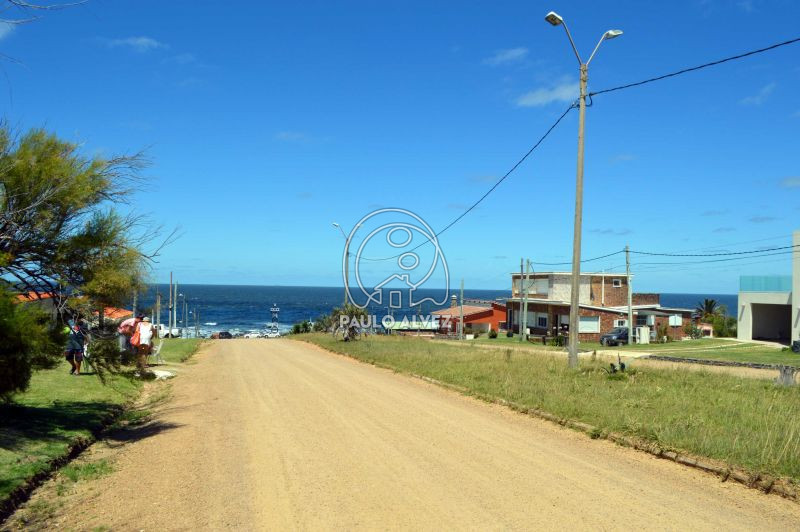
[
  {"x1": 545, "y1": 10, "x2": 622, "y2": 368},
  {"x1": 332, "y1": 222, "x2": 351, "y2": 306}
]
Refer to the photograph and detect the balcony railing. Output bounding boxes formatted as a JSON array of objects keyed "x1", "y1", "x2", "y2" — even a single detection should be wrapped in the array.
[{"x1": 739, "y1": 275, "x2": 792, "y2": 293}]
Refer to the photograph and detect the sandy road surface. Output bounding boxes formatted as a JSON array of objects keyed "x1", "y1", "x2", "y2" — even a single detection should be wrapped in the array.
[{"x1": 29, "y1": 339, "x2": 800, "y2": 530}]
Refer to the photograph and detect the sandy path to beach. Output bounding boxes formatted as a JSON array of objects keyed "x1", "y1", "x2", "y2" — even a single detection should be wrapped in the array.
[{"x1": 20, "y1": 338, "x2": 800, "y2": 530}]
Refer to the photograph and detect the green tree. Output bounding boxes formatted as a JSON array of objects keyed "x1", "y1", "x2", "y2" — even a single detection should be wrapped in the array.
[
  {"x1": 0, "y1": 285, "x2": 65, "y2": 400},
  {"x1": 695, "y1": 298, "x2": 720, "y2": 320},
  {"x1": 331, "y1": 303, "x2": 369, "y2": 340},
  {"x1": 0, "y1": 126, "x2": 169, "y2": 382}
]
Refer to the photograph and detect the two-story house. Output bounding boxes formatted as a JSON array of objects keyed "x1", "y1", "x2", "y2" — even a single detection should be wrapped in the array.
[{"x1": 505, "y1": 271, "x2": 693, "y2": 343}]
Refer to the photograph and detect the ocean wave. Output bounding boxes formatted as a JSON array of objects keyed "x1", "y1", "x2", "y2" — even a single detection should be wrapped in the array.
[{"x1": 203, "y1": 322, "x2": 217, "y2": 326}]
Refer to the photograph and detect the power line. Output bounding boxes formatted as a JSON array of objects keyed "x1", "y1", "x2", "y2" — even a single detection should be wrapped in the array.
[
  {"x1": 359, "y1": 103, "x2": 576, "y2": 262},
  {"x1": 590, "y1": 36, "x2": 800, "y2": 97},
  {"x1": 530, "y1": 249, "x2": 624, "y2": 266},
  {"x1": 630, "y1": 244, "x2": 799, "y2": 258}
]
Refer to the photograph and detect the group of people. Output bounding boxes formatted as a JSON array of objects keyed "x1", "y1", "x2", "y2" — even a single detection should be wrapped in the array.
[
  {"x1": 63, "y1": 314, "x2": 159, "y2": 376},
  {"x1": 118, "y1": 314, "x2": 158, "y2": 358}
]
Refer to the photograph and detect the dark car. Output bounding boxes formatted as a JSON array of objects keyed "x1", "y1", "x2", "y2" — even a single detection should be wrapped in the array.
[
  {"x1": 218, "y1": 331, "x2": 233, "y2": 339},
  {"x1": 600, "y1": 327, "x2": 629, "y2": 346}
]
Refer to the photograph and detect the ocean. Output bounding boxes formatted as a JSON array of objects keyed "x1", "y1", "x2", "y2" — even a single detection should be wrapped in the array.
[{"x1": 136, "y1": 285, "x2": 737, "y2": 337}]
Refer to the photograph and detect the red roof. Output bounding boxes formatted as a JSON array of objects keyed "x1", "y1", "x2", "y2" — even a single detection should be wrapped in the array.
[
  {"x1": 98, "y1": 307, "x2": 133, "y2": 320},
  {"x1": 14, "y1": 291, "x2": 54, "y2": 303},
  {"x1": 432, "y1": 305, "x2": 492, "y2": 318}
]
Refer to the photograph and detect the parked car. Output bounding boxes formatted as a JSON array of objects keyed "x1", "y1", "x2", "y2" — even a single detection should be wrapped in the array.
[
  {"x1": 600, "y1": 327, "x2": 629, "y2": 346},
  {"x1": 243, "y1": 332, "x2": 261, "y2": 339},
  {"x1": 217, "y1": 331, "x2": 233, "y2": 339}
]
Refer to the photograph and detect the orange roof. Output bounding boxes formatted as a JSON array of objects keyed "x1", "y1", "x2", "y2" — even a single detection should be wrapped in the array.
[
  {"x1": 14, "y1": 291, "x2": 54, "y2": 303},
  {"x1": 98, "y1": 307, "x2": 134, "y2": 320},
  {"x1": 432, "y1": 305, "x2": 492, "y2": 318}
]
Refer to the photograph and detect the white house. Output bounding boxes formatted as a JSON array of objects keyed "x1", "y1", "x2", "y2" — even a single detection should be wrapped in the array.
[{"x1": 737, "y1": 231, "x2": 800, "y2": 346}]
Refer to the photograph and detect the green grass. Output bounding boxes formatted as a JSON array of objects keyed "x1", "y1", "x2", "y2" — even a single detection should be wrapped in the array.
[
  {"x1": 649, "y1": 345, "x2": 800, "y2": 366},
  {"x1": 158, "y1": 338, "x2": 204, "y2": 363},
  {"x1": 466, "y1": 335, "x2": 800, "y2": 367},
  {"x1": 0, "y1": 339, "x2": 201, "y2": 504},
  {"x1": 302, "y1": 333, "x2": 800, "y2": 481},
  {"x1": 60, "y1": 459, "x2": 113, "y2": 484},
  {"x1": 0, "y1": 363, "x2": 139, "y2": 502}
]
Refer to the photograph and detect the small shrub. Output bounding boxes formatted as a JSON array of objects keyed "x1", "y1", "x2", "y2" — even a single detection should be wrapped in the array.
[
  {"x1": 548, "y1": 335, "x2": 565, "y2": 347},
  {"x1": 488, "y1": 329, "x2": 498, "y2": 339},
  {"x1": 506, "y1": 331, "x2": 513, "y2": 338}
]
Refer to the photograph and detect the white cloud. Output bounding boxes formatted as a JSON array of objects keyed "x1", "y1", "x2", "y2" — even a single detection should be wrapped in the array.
[
  {"x1": 0, "y1": 22, "x2": 14, "y2": 41},
  {"x1": 516, "y1": 79, "x2": 578, "y2": 107},
  {"x1": 780, "y1": 176, "x2": 800, "y2": 188},
  {"x1": 484, "y1": 47, "x2": 528, "y2": 66},
  {"x1": 739, "y1": 82, "x2": 776, "y2": 105},
  {"x1": 107, "y1": 36, "x2": 166, "y2": 53}
]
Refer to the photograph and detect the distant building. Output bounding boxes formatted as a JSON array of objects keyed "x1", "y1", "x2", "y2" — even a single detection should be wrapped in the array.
[
  {"x1": 432, "y1": 297, "x2": 507, "y2": 334},
  {"x1": 504, "y1": 272, "x2": 693, "y2": 343},
  {"x1": 737, "y1": 231, "x2": 799, "y2": 345}
]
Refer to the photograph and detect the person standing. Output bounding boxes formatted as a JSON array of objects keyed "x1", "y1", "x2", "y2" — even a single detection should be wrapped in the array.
[
  {"x1": 133, "y1": 316, "x2": 157, "y2": 370},
  {"x1": 65, "y1": 320, "x2": 87, "y2": 375}
]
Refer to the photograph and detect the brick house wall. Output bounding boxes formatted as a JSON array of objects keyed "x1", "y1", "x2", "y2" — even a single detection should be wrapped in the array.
[
  {"x1": 588, "y1": 276, "x2": 630, "y2": 307},
  {"x1": 633, "y1": 293, "x2": 661, "y2": 305}
]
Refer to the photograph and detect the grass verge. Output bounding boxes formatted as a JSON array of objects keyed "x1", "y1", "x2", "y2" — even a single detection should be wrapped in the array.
[
  {"x1": 158, "y1": 338, "x2": 204, "y2": 363},
  {"x1": 0, "y1": 338, "x2": 202, "y2": 519},
  {"x1": 301, "y1": 333, "x2": 800, "y2": 483}
]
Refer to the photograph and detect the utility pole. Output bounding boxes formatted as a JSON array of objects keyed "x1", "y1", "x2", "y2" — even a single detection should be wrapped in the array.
[
  {"x1": 132, "y1": 291, "x2": 138, "y2": 317},
  {"x1": 156, "y1": 292, "x2": 161, "y2": 332},
  {"x1": 183, "y1": 297, "x2": 188, "y2": 338},
  {"x1": 168, "y1": 273, "x2": 173, "y2": 338},
  {"x1": 545, "y1": 10, "x2": 623, "y2": 368},
  {"x1": 518, "y1": 258, "x2": 523, "y2": 338},
  {"x1": 626, "y1": 245, "x2": 634, "y2": 345},
  {"x1": 459, "y1": 279, "x2": 464, "y2": 340},
  {"x1": 173, "y1": 281, "x2": 179, "y2": 338},
  {"x1": 520, "y1": 259, "x2": 530, "y2": 342}
]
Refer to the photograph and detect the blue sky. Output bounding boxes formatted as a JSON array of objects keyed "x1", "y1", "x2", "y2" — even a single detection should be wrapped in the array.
[{"x1": 2, "y1": 0, "x2": 798, "y2": 293}]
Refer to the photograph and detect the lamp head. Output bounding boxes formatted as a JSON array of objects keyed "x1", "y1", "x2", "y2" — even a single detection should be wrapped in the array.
[
  {"x1": 545, "y1": 11, "x2": 563, "y2": 26},
  {"x1": 332, "y1": 222, "x2": 340, "y2": 228},
  {"x1": 603, "y1": 29, "x2": 623, "y2": 40}
]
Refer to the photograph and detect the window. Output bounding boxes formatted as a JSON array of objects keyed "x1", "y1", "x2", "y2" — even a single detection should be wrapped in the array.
[
  {"x1": 579, "y1": 316, "x2": 600, "y2": 333},
  {"x1": 615, "y1": 319, "x2": 628, "y2": 328},
  {"x1": 534, "y1": 278, "x2": 549, "y2": 294},
  {"x1": 669, "y1": 314, "x2": 682, "y2": 327},
  {"x1": 612, "y1": 278, "x2": 622, "y2": 288},
  {"x1": 636, "y1": 315, "x2": 647, "y2": 326},
  {"x1": 536, "y1": 313, "x2": 548, "y2": 328}
]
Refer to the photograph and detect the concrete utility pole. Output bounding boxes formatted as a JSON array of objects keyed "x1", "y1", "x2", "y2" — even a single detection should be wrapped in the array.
[
  {"x1": 332, "y1": 222, "x2": 352, "y2": 306},
  {"x1": 156, "y1": 292, "x2": 161, "y2": 331},
  {"x1": 520, "y1": 259, "x2": 531, "y2": 342},
  {"x1": 459, "y1": 279, "x2": 464, "y2": 340},
  {"x1": 626, "y1": 245, "x2": 634, "y2": 345},
  {"x1": 173, "y1": 282, "x2": 179, "y2": 337},
  {"x1": 132, "y1": 291, "x2": 138, "y2": 317},
  {"x1": 168, "y1": 273, "x2": 173, "y2": 338},
  {"x1": 545, "y1": 10, "x2": 623, "y2": 368}
]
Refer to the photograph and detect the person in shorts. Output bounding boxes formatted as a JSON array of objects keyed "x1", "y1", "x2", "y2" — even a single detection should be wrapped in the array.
[{"x1": 65, "y1": 321, "x2": 87, "y2": 375}]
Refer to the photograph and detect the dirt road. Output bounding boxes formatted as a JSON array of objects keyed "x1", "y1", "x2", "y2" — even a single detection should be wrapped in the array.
[{"x1": 27, "y1": 339, "x2": 800, "y2": 530}]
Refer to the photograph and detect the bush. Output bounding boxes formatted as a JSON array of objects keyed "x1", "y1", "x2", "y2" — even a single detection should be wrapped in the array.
[
  {"x1": 0, "y1": 287, "x2": 65, "y2": 401},
  {"x1": 488, "y1": 329, "x2": 498, "y2": 339},
  {"x1": 683, "y1": 322, "x2": 702, "y2": 340},
  {"x1": 506, "y1": 331, "x2": 513, "y2": 338},
  {"x1": 548, "y1": 335, "x2": 565, "y2": 347}
]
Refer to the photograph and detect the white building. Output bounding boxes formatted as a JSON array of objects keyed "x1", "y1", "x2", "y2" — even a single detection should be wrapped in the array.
[{"x1": 737, "y1": 231, "x2": 800, "y2": 346}]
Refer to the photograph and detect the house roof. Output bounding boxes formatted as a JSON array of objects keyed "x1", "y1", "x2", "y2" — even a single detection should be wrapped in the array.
[
  {"x1": 432, "y1": 305, "x2": 492, "y2": 318},
  {"x1": 14, "y1": 291, "x2": 54, "y2": 303},
  {"x1": 510, "y1": 272, "x2": 632, "y2": 277},
  {"x1": 96, "y1": 307, "x2": 134, "y2": 320}
]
